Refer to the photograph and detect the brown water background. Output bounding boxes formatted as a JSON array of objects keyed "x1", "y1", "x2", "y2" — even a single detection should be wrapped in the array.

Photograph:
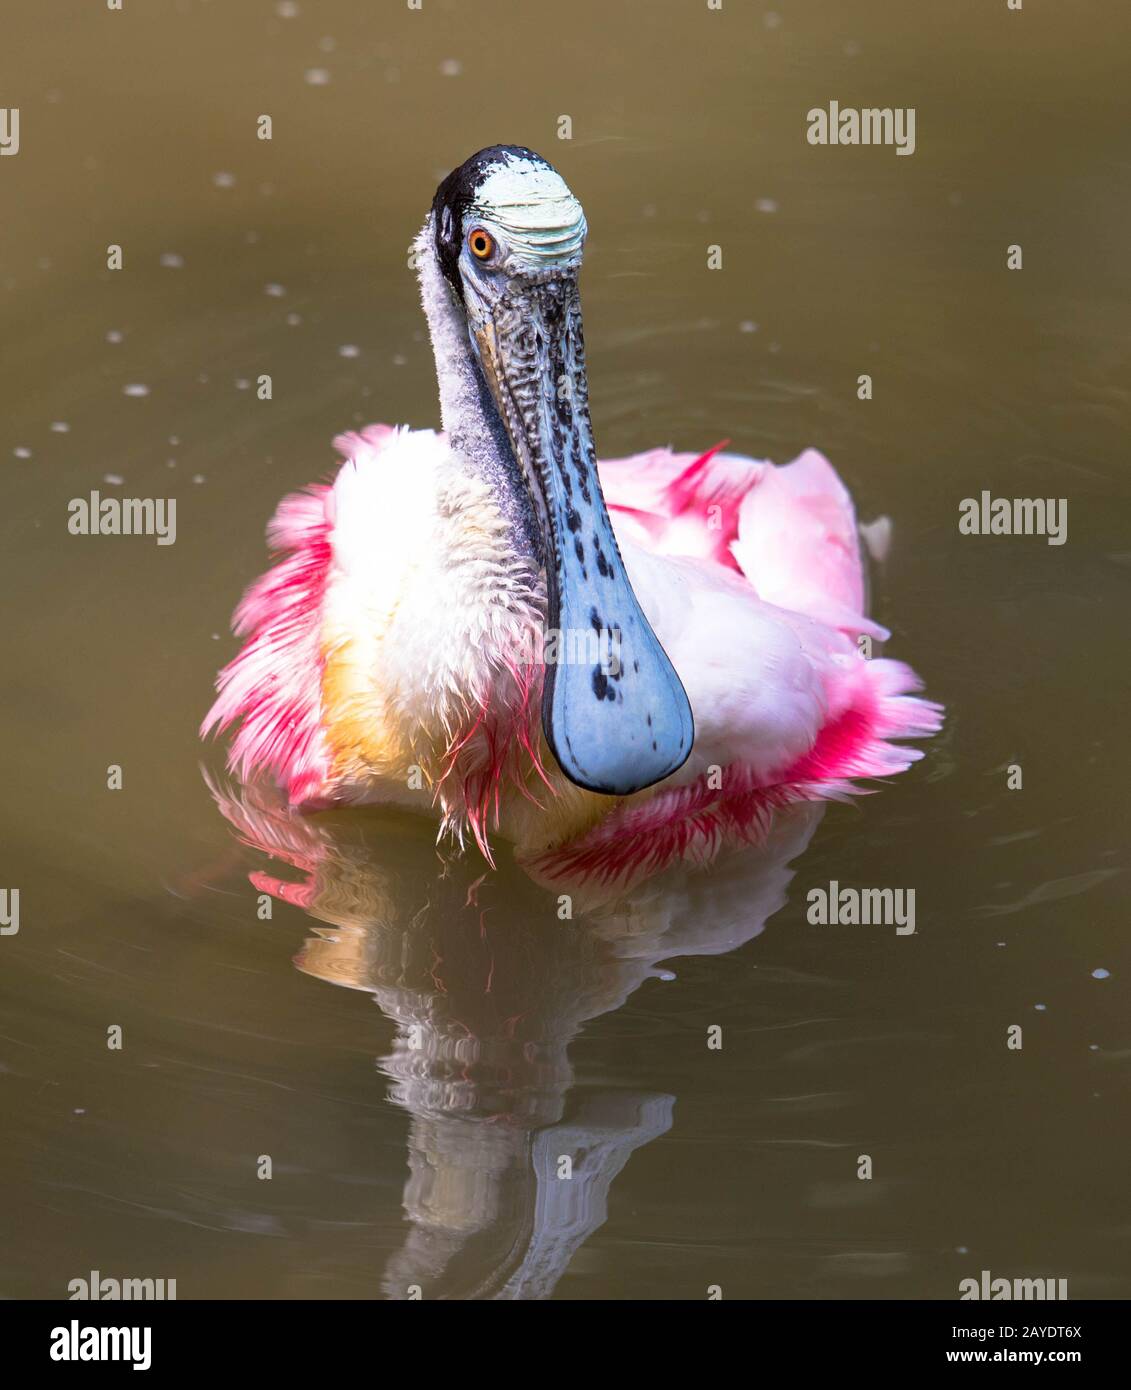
[{"x1": 1, "y1": 0, "x2": 1128, "y2": 1299}]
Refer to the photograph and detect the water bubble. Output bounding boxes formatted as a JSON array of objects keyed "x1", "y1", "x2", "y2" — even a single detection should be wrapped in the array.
[
  {"x1": 265, "y1": 283, "x2": 286, "y2": 297},
  {"x1": 276, "y1": 0, "x2": 299, "y2": 15},
  {"x1": 440, "y1": 59, "x2": 462, "y2": 77},
  {"x1": 304, "y1": 68, "x2": 331, "y2": 86},
  {"x1": 1092, "y1": 968, "x2": 1111, "y2": 980},
  {"x1": 122, "y1": 384, "x2": 150, "y2": 397},
  {"x1": 739, "y1": 321, "x2": 758, "y2": 334},
  {"x1": 13, "y1": 447, "x2": 32, "y2": 459},
  {"x1": 50, "y1": 421, "x2": 70, "y2": 433},
  {"x1": 338, "y1": 344, "x2": 360, "y2": 359},
  {"x1": 103, "y1": 473, "x2": 124, "y2": 486},
  {"x1": 755, "y1": 197, "x2": 779, "y2": 214},
  {"x1": 212, "y1": 171, "x2": 236, "y2": 189},
  {"x1": 106, "y1": 330, "x2": 124, "y2": 344},
  {"x1": 159, "y1": 252, "x2": 184, "y2": 269}
]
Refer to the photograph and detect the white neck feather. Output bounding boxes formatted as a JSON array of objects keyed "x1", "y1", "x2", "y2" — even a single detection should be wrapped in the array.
[{"x1": 414, "y1": 220, "x2": 540, "y2": 561}]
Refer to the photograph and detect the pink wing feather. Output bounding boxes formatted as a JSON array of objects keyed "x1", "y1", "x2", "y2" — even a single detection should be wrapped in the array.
[
  {"x1": 528, "y1": 443, "x2": 945, "y2": 883},
  {"x1": 200, "y1": 425, "x2": 396, "y2": 804},
  {"x1": 602, "y1": 442, "x2": 884, "y2": 637}
]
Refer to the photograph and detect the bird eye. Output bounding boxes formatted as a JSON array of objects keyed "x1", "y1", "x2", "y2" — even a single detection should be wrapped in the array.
[{"x1": 468, "y1": 228, "x2": 494, "y2": 260}]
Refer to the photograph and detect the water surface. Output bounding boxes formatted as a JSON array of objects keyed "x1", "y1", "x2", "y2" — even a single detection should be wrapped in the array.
[{"x1": 2, "y1": 0, "x2": 1128, "y2": 1299}]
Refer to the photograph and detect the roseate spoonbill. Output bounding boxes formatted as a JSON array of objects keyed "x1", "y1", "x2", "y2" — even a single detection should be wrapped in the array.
[{"x1": 202, "y1": 145, "x2": 942, "y2": 879}]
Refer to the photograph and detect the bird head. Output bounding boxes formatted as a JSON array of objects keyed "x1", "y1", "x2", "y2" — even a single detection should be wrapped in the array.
[{"x1": 426, "y1": 146, "x2": 693, "y2": 797}]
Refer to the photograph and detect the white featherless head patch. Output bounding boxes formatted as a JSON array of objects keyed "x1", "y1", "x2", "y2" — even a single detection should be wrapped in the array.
[{"x1": 471, "y1": 154, "x2": 587, "y2": 267}]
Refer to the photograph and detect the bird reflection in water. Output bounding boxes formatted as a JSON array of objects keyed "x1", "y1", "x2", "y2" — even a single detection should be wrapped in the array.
[{"x1": 207, "y1": 775, "x2": 823, "y2": 1299}]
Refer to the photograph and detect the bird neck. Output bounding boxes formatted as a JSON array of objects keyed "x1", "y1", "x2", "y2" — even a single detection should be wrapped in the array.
[{"x1": 415, "y1": 224, "x2": 542, "y2": 563}]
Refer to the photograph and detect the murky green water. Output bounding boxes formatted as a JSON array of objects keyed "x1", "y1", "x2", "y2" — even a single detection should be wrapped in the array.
[{"x1": 2, "y1": 0, "x2": 1128, "y2": 1299}]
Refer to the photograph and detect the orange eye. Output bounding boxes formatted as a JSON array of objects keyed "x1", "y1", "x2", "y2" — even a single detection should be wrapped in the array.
[{"x1": 468, "y1": 227, "x2": 494, "y2": 260}]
